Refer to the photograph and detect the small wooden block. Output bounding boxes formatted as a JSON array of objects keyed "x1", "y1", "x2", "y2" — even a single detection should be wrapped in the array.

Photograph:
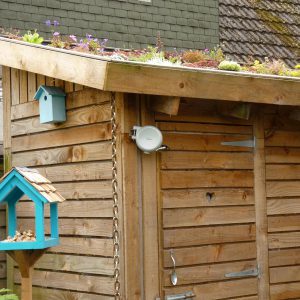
[{"x1": 149, "y1": 96, "x2": 181, "y2": 115}]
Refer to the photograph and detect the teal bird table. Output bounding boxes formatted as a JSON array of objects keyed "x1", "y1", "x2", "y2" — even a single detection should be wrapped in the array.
[{"x1": 0, "y1": 167, "x2": 65, "y2": 300}]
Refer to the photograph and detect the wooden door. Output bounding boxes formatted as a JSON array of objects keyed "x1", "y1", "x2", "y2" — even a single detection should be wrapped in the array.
[{"x1": 156, "y1": 100, "x2": 259, "y2": 300}]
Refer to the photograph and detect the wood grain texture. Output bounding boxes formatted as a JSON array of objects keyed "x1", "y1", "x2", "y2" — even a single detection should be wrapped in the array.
[
  {"x1": 161, "y1": 151, "x2": 253, "y2": 170},
  {"x1": 161, "y1": 170, "x2": 254, "y2": 188},
  {"x1": 163, "y1": 206, "x2": 255, "y2": 227},
  {"x1": 162, "y1": 188, "x2": 254, "y2": 208},
  {"x1": 164, "y1": 278, "x2": 257, "y2": 300},
  {"x1": 0, "y1": 38, "x2": 108, "y2": 89}
]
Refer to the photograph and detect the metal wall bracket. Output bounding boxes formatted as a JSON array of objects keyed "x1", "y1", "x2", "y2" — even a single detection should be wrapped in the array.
[
  {"x1": 221, "y1": 139, "x2": 255, "y2": 148},
  {"x1": 155, "y1": 291, "x2": 195, "y2": 300},
  {"x1": 225, "y1": 267, "x2": 260, "y2": 279}
]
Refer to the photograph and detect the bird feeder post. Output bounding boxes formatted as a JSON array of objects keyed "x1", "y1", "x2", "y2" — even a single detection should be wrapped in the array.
[{"x1": 7, "y1": 249, "x2": 46, "y2": 300}]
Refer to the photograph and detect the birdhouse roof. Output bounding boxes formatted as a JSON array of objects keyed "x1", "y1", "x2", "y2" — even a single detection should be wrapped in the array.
[
  {"x1": 0, "y1": 167, "x2": 65, "y2": 203},
  {"x1": 34, "y1": 85, "x2": 66, "y2": 101}
]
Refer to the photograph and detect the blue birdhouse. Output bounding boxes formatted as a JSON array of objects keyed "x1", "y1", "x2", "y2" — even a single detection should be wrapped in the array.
[
  {"x1": 0, "y1": 167, "x2": 65, "y2": 251},
  {"x1": 34, "y1": 85, "x2": 66, "y2": 124}
]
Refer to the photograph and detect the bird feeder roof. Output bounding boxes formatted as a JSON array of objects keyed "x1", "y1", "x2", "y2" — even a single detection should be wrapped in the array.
[
  {"x1": 0, "y1": 167, "x2": 65, "y2": 203},
  {"x1": 34, "y1": 85, "x2": 66, "y2": 101}
]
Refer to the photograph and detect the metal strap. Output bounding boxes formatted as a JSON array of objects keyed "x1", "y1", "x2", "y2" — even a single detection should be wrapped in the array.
[{"x1": 111, "y1": 93, "x2": 121, "y2": 299}]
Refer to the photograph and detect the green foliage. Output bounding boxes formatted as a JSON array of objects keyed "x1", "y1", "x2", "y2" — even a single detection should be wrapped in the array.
[
  {"x1": 22, "y1": 30, "x2": 44, "y2": 44},
  {"x1": 129, "y1": 46, "x2": 164, "y2": 62},
  {"x1": 249, "y1": 58, "x2": 287, "y2": 75},
  {"x1": 218, "y1": 60, "x2": 241, "y2": 71},
  {"x1": 0, "y1": 289, "x2": 18, "y2": 300},
  {"x1": 295, "y1": 64, "x2": 300, "y2": 70},
  {"x1": 208, "y1": 47, "x2": 225, "y2": 63}
]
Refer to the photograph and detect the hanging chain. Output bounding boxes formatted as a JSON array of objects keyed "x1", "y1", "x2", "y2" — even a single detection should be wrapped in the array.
[{"x1": 111, "y1": 93, "x2": 121, "y2": 299}]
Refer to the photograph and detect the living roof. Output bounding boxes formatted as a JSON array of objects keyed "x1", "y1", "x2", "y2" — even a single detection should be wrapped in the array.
[
  {"x1": 0, "y1": 37, "x2": 299, "y2": 106},
  {"x1": 220, "y1": 0, "x2": 300, "y2": 67}
]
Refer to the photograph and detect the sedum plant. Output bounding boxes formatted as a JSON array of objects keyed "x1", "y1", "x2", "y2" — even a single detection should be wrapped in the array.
[
  {"x1": 218, "y1": 60, "x2": 241, "y2": 71},
  {"x1": 22, "y1": 30, "x2": 43, "y2": 44},
  {"x1": 0, "y1": 289, "x2": 18, "y2": 300}
]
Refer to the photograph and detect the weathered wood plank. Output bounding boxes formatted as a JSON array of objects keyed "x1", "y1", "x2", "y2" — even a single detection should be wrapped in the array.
[
  {"x1": 11, "y1": 68, "x2": 20, "y2": 106},
  {"x1": 266, "y1": 164, "x2": 300, "y2": 180},
  {"x1": 270, "y1": 265, "x2": 300, "y2": 284},
  {"x1": 35, "y1": 161, "x2": 112, "y2": 182},
  {"x1": 22, "y1": 286, "x2": 114, "y2": 300},
  {"x1": 164, "y1": 224, "x2": 256, "y2": 248},
  {"x1": 163, "y1": 260, "x2": 256, "y2": 286},
  {"x1": 12, "y1": 141, "x2": 111, "y2": 167},
  {"x1": 104, "y1": 61, "x2": 300, "y2": 106},
  {"x1": 17, "y1": 200, "x2": 113, "y2": 218},
  {"x1": 265, "y1": 147, "x2": 300, "y2": 164},
  {"x1": 12, "y1": 123, "x2": 111, "y2": 152},
  {"x1": 27, "y1": 72, "x2": 36, "y2": 101},
  {"x1": 0, "y1": 38, "x2": 108, "y2": 89},
  {"x1": 269, "y1": 232, "x2": 300, "y2": 249},
  {"x1": 52, "y1": 237, "x2": 113, "y2": 256},
  {"x1": 268, "y1": 215, "x2": 300, "y2": 232},
  {"x1": 267, "y1": 182, "x2": 300, "y2": 198},
  {"x1": 36, "y1": 74, "x2": 46, "y2": 87},
  {"x1": 36, "y1": 254, "x2": 114, "y2": 275},
  {"x1": 161, "y1": 170, "x2": 254, "y2": 188},
  {"x1": 19, "y1": 70, "x2": 28, "y2": 104},
  {"x1": 15, "y1": 270, "x2": 114, "y2": 295},
  {"x1": 164, "y1": 133, "x2": 252, "y2": 151},
  {"x1": 269, "y1": 248, "x2": 300, "y2": 267},
  {"x1": 162, "y1": 188, "x2": 254, "y2": 208},
  {"x1": 253, "y1": 111, "x2": 270, "y2": 300},
  {"x1": 163, "y1": 242, "x2": 256, "y2": 267},
  {"x1": 161, "y1": 152, "x2": 253, "y2": 170},
  {"x1": 11, "y1": 103, "x2": 111, "y2": 136},
  {"x1": 268, "y1": 198, "x2": 300, "y2": 215},
  {"x1": 163, "y1": 206, "x2": 255, "y2": 227},
  {"x1": 18, "y1": 218, "x2": 113, "y2": 237},
  {"x1": 266, "y1": 131, "x2": 300, "y2": 147},
  {"x1": 158, "y1": 121, "x2": 252, "y2": 134},
  {"x1": 149, "y1": 96, "x2": 180, "y2": 115},
  {"x1": 270, "y1": 282, "x2": 300, "y2": 300},
  {"x1": 164, "y1": 278, "x2": 257, "y2": 300},
  {"x1": 141, "y1": 97, "x2": 160, "y2": 299}
]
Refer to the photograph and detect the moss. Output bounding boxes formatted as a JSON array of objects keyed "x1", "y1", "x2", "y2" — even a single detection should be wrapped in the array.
[{"x1": 251, "y1": 0, "x2": 300, "y2": 58}]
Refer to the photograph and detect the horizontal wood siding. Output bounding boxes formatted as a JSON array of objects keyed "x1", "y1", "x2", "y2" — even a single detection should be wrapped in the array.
[
  {"x1": 156, "y1": 99, "x2": 257, "y2": 299},
  {"x1": 7, "y1": 69, "x2": 114, "y2": 298},
  {"x1": 265, "y1": 110, "x2": 300, "y2": 300}
]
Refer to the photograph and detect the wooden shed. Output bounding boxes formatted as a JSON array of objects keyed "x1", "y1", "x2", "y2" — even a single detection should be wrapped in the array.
[{"x1": 0, "y1": 37, "x2": 300, "y2": 300}]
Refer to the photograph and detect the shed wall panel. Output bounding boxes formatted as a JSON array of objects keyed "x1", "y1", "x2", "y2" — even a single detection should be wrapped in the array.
[{"x1": 5, "y1": 69, "x2": 115, "y2": 298}]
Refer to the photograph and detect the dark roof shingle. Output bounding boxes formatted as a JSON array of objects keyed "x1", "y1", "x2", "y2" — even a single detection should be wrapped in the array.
[{"x1": 219, "y1": 0, "x2": 300, "y2": 67}]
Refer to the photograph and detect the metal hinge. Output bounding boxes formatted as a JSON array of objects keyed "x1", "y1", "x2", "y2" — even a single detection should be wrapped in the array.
[
  {"x1": 221, "y1": 139, "x2": 255, "y2": 148},
  {"x1": 225, "y1": 267, "x2": 260, "y2": 279},
  {"x1": 156, "y1": 291, "x2": 195, "y2": 300}
]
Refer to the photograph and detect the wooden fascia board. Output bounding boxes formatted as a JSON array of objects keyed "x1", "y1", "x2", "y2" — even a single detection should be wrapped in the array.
[
  {"x1": 104, "y1": 61, "x2": 300, "y2": 106},
  {"x1": 0, "y1": 37, "x2": 299, "y2": 106},
  {"x1": 0, "y1": 38, "x2": 108, "y2": 89}
]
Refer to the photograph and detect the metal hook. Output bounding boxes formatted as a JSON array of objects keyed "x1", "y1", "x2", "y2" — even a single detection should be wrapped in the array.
[{"x1": 170, "y1": 250, "x2": 178, "y2": 286}]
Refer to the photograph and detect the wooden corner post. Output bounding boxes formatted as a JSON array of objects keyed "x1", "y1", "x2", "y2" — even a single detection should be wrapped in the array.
[{"x1": 254, "y1": 109, "x2": 270, "y2": 299}]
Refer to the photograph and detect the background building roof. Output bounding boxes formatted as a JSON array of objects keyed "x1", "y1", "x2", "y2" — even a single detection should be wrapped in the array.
[{"x1": 219, "y1": 0, "x2": 300, "y2": 67}]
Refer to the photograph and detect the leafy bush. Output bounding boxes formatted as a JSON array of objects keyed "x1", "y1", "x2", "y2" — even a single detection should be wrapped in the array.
[
  {"x1": 182, "y1": 50, "x2": 208, "y2": 63},
  {"x1": 22, "y1": 30, "x2": 43, "y2": 44},
  {"x1": 0, "y1": 289, "x2": 18, "y2": 300},
  {"x1": 218, "y1": 60, "x2": 241, "y2": 71}
]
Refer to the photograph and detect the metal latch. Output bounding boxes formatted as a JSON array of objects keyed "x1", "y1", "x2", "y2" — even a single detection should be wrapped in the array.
[
  {"x1": 156, "y1": 291, "x2": 195, "y2": 300},
  {"x1": 221, "y1": 139, "x2": 255, "y2": 148},
  {"x1": 225, "y1": 267, "x2": 260, "y2": 279}
]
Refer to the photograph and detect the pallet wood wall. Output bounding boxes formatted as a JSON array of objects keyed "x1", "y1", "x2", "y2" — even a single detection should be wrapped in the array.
[
  {"x1": 156, "y1": 99, "x2": 258, "y2": 300},
  {"x1": 4, "y1": 68, "x2": 115, "y2": 299}
]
